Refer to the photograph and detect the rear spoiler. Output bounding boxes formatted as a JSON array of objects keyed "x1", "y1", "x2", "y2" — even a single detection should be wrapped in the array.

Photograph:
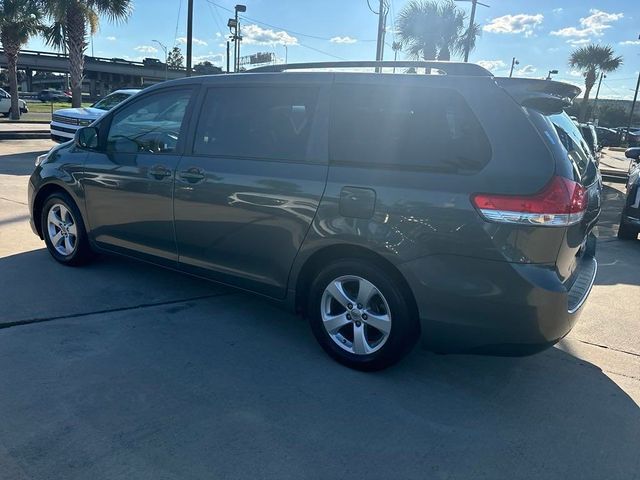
[{"x1": 495, "y1": 78, "x2": 581, "y2": 115}]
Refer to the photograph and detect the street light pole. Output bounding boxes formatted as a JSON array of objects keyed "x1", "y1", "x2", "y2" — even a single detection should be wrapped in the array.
[
  {"x1": 186, "y1": 0, "x2": 193, "y2": 76},
  {"x1": 152, "y1": 40, "x2": 168, "y2": 80},
  {"x1": 509, "y1": 57, "x2": 519, "y2": 78},
  {"x1": 546, "y1": 69, "x2": 558, "y2": 80}
]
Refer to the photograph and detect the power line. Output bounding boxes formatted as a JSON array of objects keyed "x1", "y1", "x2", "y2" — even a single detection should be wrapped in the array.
[
  {"x1": 203, "y1": 0, "x2": 225, "y2": 39},
  {"x1": 366, "y1": 0, "x2": 379, "y2": 14},
  {"x1": 204, "y1": 0, "x2": 376, "y2": 42},
  {"x1": 173, "y1": 0, "x2": 183, "y2": 47}
]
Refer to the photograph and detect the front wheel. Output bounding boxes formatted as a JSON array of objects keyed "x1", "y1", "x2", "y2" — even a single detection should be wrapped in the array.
[
  {"x1": 307, "y1": 259, "x2": 420, "y2": 371},
  {"x1": 41, "y1": 192, "x2": 94, "y2": 265}
]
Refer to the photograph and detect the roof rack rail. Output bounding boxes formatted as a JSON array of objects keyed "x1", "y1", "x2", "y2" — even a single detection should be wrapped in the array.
[{"x1": 248, "y1": 61, "x2": 492, "y2": 77}]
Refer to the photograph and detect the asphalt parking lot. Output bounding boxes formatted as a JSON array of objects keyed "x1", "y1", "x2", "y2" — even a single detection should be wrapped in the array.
[{"x1": 1, "y1": 140, "x2": 639, "y2": 480}]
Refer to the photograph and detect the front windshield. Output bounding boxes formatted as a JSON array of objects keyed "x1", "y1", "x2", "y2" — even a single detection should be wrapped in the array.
[{"x1": 92, "y1": 92, "x2": 131, "y2": 111}]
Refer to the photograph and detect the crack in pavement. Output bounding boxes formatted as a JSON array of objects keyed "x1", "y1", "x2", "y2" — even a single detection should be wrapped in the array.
[
  {"x1": 0, "y1": 196, "x2": 27, "y2": 206},
  {"x1": 0, "y1": 291, "x2": 236, "y2": 330},
  {"x1": 577, "y1": 338, "x2": 640, "y2": 359}
]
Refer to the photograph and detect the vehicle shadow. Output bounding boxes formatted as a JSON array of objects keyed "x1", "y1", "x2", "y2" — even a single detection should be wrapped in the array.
[
  {"x1": 0, "y1": 249, "x2": 638, "y2": 480},
  {"x1": 0, "y1": 150, "x2": 49, "y2": 176}
]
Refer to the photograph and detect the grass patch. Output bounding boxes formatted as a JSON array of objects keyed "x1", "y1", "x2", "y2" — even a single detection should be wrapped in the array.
[{"x1": 27, "y1": 102, "x2": 93, "y2": 113}]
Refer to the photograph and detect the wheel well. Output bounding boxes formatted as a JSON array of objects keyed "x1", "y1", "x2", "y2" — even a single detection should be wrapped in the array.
[
  {"x1": 294, "y1": 244, "x2": 419, "y2": 320},
  {"x1": 32, "y1": 184, "x2": 71, "y2": 238}
]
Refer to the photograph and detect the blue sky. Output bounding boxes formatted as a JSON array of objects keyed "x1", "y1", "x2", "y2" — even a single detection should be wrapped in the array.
[{"x1": 26, "y1": 0, "x2": 640, "y2": 99}]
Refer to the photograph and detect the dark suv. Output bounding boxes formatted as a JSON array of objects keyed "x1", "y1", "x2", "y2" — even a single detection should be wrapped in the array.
[{"x1": 28, "y1": 61, "x2": 601, "y2": 370}]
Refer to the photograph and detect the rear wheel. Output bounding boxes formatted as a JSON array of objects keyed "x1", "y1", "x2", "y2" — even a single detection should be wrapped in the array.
[
  {"x1": 307, "y1": 259, "x2": 419, "y2": 371},
  {"x1": 618, "y1": 220, "x2": 638, "y2": 240},
  {"x1": 41, "y1": 192, "x2": 93, "y2": 265}
]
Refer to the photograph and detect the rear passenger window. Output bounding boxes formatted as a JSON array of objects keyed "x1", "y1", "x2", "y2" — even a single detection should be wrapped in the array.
[
  {"x1": 193, "y1": 87, "x2": 320, "y2": 161},
  {"x1": 330, "y1": 84, "x2": 491, "y2": 173}
]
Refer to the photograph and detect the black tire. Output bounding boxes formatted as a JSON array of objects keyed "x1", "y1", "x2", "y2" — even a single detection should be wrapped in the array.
[
  {"x1": 617, "y1": 220, "x2": 638, "y2": 240},
  {"x1": 41, "y1": 192, "x2": 94, "y2": 266},
  {"x1": 307, "y1": 259, "x2": 420, "y2": 371}
]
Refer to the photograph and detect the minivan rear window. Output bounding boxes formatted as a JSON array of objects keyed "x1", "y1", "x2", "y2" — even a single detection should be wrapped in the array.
[
  {"x1": 193, "y1": 86, "x2": 320, "y2": 162},
  {"x1": 330, "y1": 84, "x2": 491, "y2": 173},
  {"x1": 546, "y1": 113, "x2": 593, "y2": 177}
]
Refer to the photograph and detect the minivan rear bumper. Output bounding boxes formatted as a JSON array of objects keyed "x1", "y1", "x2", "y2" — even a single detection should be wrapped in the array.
[{"x1": 399, "y1": 253, "x2": 597, "y2": 355}]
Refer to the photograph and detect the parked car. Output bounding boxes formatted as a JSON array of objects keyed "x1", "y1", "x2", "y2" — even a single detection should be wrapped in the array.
[
  {"x1": 37, "y1": 89, "x2": 72, "y2": 103},
  {"x1": 576, "y1": 122, "x2": 600, "y2": 161},
  {"x1": 618, "y1": 147, "x2": 640, "y2": 240},
  {"x1": 0, "y1": 88, "x2": 28, "y2": 116},
  {"x1": 626, "y1": 129, "x2": 640, "y2": 147},
  {"x1": 595, "y1": 126, "x2": 620, "y2": 147},
  {"x1": 50, "y1": 89, "x2": 141, "y2": 143},
  {"x1": 28, "y1": 62, "x2": 601, "y2": 370}
]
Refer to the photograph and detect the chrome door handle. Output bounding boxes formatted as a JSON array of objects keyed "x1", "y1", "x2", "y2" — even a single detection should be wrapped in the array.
[
  {"x1": 149, "y1": 165, "x2": 172, "y2": 179},
  {"x1": 179, "y1": 168, "x2": 205, "y2": 182}
]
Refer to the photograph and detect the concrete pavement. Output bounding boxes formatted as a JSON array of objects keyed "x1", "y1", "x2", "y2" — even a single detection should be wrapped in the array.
[{"x1": 0, "y1": 140, "x2": 639, "y2": 480}]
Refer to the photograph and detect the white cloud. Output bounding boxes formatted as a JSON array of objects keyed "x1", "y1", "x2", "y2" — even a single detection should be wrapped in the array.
[
  {"x1": 517, "y1": 64, "x2": 537, "y2": 75},
  {"x1": 106, "y1": 36, "x2": 116, "y2": 41},
  {"x1": 330, "y1": 36, "x2": 357, "y2": 44},
  {"x1": 177, "y1": 37, "x2": 208, "y2": 46},
  {"x1": 477, "y1": 60, "x2": 506, "y2": 71},
  {"x1": 569, "y1": 70, "x2": 582, "y2": 77},
  {"x1": 215, "y1": 32, "x2": 222, "y2": 38},
  {"x1": 567, "y1": 38, "x2": 591, "y2": 46},
  {"x1": 551, "y1": 9, "x2": 623, "y2": 38},
  {"x1": 620, "y1": 40, "x2": 640, "y2": 46},
  {"x1": 134, "y1": 45, "x2": 158, "y2": 53},
  {"x1": 242, "y1": 24, "x2": 298, "y2": 46},
  {"x1": 483, "y1": 14, "x2": 543, "y2": 37},
  {"x1": 552, "y1": 8, "x2": 563, "y2": 14},
  {"x1": 193, "y1": 53, "x2": 225, "y2": 64}
]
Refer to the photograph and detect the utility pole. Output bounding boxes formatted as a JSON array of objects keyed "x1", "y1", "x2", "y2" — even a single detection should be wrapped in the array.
[
  {"x1": 186, "y1": 0, "x2": 193, "y2": 76},
  {"x1": 625, "y1": 34, "x2": 640, "y2": 141},
  {"x1": 509, "y1": 57, "x2": 519, "y2": 77},
  {"x1": 626, "y1": 71, "x2": 640, "y2": 141},
  {"x1": 372, "y1": 0, "x2": 389, "y2": 72},
  {"x1": 454, "y1": 0, "x2": 489, "y2": 62},
  {"x1": 226, "y1": 41, "x2": 230, "y2": 73}
]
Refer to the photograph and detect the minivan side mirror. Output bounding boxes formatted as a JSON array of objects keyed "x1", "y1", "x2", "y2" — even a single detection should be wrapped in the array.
[
  {"x1": 75, "y1": 126, "x2": 99, "y2": 149},
  {"x1": 625, "y1": 147, "x2": 640, "y2": 161}
]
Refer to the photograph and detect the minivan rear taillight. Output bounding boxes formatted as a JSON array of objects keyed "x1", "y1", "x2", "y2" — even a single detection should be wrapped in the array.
[{"x1": 471, "y1": 176, "x2": 587, "y2": 227}]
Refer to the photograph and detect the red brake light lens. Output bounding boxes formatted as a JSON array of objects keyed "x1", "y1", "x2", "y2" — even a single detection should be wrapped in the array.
[{"x1": 471, "y1": 176, "x2": 587, "y2": 226}]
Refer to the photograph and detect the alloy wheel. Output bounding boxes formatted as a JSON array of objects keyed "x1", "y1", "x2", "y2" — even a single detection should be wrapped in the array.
[
  {"x1": 47, "y1": 203, "x2": 78, "y2": 256},
  {"x1": 320, "y1": 275, "x2": 392, "y2": 355}
]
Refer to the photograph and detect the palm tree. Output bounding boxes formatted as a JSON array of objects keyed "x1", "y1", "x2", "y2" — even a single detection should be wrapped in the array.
[
  {"x1": 42, "y1": 0, "x2": 132, "y2": 107},
  {"x1": 0, "y1": 0, "x2": 43, "y2": 119},
  {"x1": 569, "y1": 44, "x2": 623, "y2": 122},
  {"x1": 396, "y1": 0, "x2": 480, "y2": 63}
]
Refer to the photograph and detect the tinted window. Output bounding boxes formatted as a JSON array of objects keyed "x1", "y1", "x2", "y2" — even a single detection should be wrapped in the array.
[
  {"x1": 330, "y1": 84, "x2": 491, "y2": 172},
  {"x1": 93, "y1": 92, "x2": 131, "y2": 111},
  {"x1": 107, "y1": 88, "x2": 192, "y2": 154},
  {"x1": 193, "y1": 86, "x2": 320, "y2": 161},
  {"x1": 548, "y1": 113, "x2": 593, "y2": 176}
]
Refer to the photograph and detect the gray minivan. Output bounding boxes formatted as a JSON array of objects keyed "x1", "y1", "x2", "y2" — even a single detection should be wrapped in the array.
[{"x1": 28, "y1": 61, "x2": 601, "y2": 370}]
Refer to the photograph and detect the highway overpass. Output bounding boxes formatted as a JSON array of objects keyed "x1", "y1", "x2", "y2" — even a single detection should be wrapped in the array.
[{"x1": 0, "y1": 50, "x2": 186, "y2": 97}]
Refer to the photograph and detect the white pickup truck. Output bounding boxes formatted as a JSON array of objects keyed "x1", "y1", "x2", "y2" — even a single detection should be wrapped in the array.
[
  {"x1": 0, "y1": 88, "x2": 28, "y2": 116},
  {"x1": 50, "y1": 88, "x2": 140, "y2": 142}
]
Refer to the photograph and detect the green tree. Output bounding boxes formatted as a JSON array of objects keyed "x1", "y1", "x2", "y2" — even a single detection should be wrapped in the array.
[
  {"x1": 396, "y1": 0, "x2": 479, "y2": 63},
  {"x1": 167, "y1": 46, "x2": 184, "y2": 69},
  {"x1": 194, "y1": 61, "x2": 222, "y2": 75},
  {"x1": 569, "y1": 44, "x2": 623, "y2": 122},
  {"x1": 42, "y1": 0, "x2": 133, "y2": 107},
  {"x1": 0, "y1": 0, "x2": 43, "y2": 119}
]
